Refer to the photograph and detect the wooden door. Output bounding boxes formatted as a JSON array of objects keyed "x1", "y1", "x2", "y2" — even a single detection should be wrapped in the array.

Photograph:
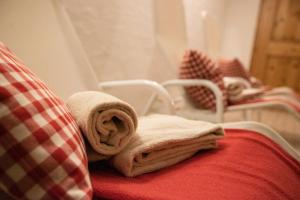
[{"x1": 251, "y1": 0, "x2": 300, "y2": 92}]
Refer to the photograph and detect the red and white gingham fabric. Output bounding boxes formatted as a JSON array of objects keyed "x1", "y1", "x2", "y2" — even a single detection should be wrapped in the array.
[
  {"x1": 217, "y1": 58, "x2": 262, "y2": 88},
  {"x1": 217, "y1": 58, "x2": 251, "y2": 81},
  {"x1": 179, "y1": 50, "x2": 228, "y2": 110},
  {"x1": 0, "y1": 42, "x2": 93, "y2": 199}
]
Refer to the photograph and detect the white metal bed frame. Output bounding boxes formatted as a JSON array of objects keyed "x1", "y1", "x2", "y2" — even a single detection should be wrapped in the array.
[{"x1": 99, "y1": 79, "x2": 300, "y2": 123}]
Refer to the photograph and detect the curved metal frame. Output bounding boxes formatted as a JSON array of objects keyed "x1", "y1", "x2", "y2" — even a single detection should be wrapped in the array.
[
  {"x1": 162, "y1": 79, "x2": 300, "y2": 122},
  {"x1": 98, "y1": 80, "x2": 175, "y2": 116},
  {"x1": 162, "y1": 79, "x2": 224, "y2": 122}
]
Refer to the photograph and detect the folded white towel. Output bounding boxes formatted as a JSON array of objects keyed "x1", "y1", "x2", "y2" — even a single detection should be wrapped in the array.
[
  {"x1": 112, "y1": 114, "x2": 224, "y2": 177},
  {"x1": 66, "y1": 91, "x2": 138, "y2": 161}
]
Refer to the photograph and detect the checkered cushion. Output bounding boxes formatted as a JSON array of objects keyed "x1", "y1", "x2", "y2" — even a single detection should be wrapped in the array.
[
  {"x1": 217, "y1": 58, "x2": 251, "y2": 81},
  {"x1": 179, "y1": 50, "x2": 228, "y2": 110},
  {"x1": 217, "y1": 58, "x2": 263, "y2": 87},
  {"x1": 0, "y1": 42, "x2": 92, "y2": 199}
]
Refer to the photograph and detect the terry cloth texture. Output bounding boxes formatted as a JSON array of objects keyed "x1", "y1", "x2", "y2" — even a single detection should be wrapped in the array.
[
  {"x1": 111, "y1": 114, "x2": 224, "y2": 177},
  {"x1": 66, "y1": 91, "x2": 138, "y2": 161}
]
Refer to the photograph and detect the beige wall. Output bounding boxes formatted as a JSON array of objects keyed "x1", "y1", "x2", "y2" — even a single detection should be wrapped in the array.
[
  {"x1": 62, "y1": 0, "x2": 189, "y2": 113},
  {"x1": 0, "y1": 0, "x2": 97, "y2": 100},
  {"x1": 183, "y1": 0, "x2": 260, "y2": 68},
  {"x1": 0, "y1": 0, "x2": 259, "y2": 83},
  {"x1": 220, "y1": 0, "x2": 261, "y2": 69},
  {"x1": 63, "y1": 0, "x2": 232, "y2": 82},
  {"x1": 183, "y1": 0, "x2": 228, "y2": 55},
  {"x1": 0, "y1": 0, "x2": 260, "y2": 105},
  {"x1": 63, "y1": 0, "x2": 189, "y2": 83}
]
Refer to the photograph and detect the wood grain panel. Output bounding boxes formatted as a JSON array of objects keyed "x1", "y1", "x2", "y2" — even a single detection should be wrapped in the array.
[
  {"x1": 264, "y1": 57, "x2": 300, "y2": 92},
  {"x1": 272, "y1": 0, "x2": 300, "y2": 41},
  {"x1": 251, "y1": 0, "x2": 300, "y2": 92},
  {"x1": 264, "y1": 57, "x2": 286, "y2": 86},
  {"x1": 251, "y1": 0, "x2": 277, "y2": 80},
  {"x1": 268, "y1": 42, "x2": 300, "y2": 57},
  {"x1": 285, "y1": 59, "x2": 300, "y2": 92}
]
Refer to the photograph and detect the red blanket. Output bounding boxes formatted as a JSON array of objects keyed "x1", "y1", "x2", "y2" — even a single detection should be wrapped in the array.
[{"x1": 91, "y1": 129, "x2": 300, "y2": 200}]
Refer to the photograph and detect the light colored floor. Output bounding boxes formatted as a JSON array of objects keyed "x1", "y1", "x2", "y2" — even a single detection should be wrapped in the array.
[{"x1": 224, "y1": 108, "x2": 300, "y2": 153}]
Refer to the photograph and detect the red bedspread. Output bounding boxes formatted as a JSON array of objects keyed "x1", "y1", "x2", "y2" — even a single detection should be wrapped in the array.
[{"x1": 90, "y1": 129, "x2": 300, "y2": 200}]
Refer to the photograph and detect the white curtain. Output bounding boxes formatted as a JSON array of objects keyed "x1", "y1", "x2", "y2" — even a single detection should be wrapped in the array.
[{"x1": 63, "y1": 0, "x2": 188, "y2": 83}]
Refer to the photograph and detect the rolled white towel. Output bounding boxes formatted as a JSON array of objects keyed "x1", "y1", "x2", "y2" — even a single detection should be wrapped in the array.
[
  {"x1": 67, "y1": 91, "x2": 138, "y2": 161},
  {"x1": 224, "y1": 77, "x2": 263, "y2": 103}
]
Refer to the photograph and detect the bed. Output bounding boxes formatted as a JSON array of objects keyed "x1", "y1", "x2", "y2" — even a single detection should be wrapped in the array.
[
  {"x1": 0, "y1": 1, "x2": 299, "y2": 199},
  {"x1": 90, "y1": 123, "x2": 300, "y2": 200}
]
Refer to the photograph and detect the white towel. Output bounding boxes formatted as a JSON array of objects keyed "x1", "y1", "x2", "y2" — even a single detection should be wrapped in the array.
[
  {"x1": 66, "y1": 91, "x2": 138, "y2": 161},
  {"x1": 111, "y1": 114, "x2": 224, "y2": 177}
]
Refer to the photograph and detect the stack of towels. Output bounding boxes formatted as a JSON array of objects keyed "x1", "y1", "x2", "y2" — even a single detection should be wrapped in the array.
[{"x1": 67, "y1": 91, "x2": 224, "y2": 177}]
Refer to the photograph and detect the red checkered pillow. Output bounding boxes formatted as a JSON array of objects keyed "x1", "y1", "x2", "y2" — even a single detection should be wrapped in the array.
[
  {"x1": 0, "y1": 42, "x2": 93, "y2": 199},
  {"x1": 179, "y1": 50, "x2": 228, "y2": 110},
  {"x1": 217, "y1": 58, "x2": 263, "y2": 88},
  {"x1": 217, "y1": 58, "x2": 251, "y2": 81}
]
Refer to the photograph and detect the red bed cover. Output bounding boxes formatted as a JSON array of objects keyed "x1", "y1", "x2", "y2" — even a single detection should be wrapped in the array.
[{"x1": 91, "y1": 129, "x2": 300, "y2": 200}]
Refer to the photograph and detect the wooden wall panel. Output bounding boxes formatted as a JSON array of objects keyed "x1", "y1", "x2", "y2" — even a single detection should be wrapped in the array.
[
  {"x1": 251, "y1": 0, "x2": 300, "y2": 92},
  {"x1": 264, "y1": 57, "x2": 300, "y2": 92},
  {"x1": 272, "y1": 0, "x2": 300, "y2": 41}
]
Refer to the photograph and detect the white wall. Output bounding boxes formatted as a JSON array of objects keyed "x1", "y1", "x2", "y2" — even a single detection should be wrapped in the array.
[
  {"x1": 62, "y1": 0, "x2": 190, "y2": 113},
  {"x1": 183, "y1": 0, "x2": 228, "y2": 55},
  {"x1": 0, "y1": 0, "x2": 260, "y2": 103},
  {"x1": 0, "y1": 0, "x2": 97, "y2": 100},
  {"x1": 183, "y1": 0, "x2": 260, "y2": 68},
  {"x1": 220, "y1": 0, "x2": 261, "y2": 69},
  {"x1": 63, "y1": 0, "x2": 235, "y2": 82},
  {"x1": 63, "y1": 0, "x2": 189, "y2": 83},
  {"x1": 63, "y1": 0, "x2": 261, "y2": 114}
]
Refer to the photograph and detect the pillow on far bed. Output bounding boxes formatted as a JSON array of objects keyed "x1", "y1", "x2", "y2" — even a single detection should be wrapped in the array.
[
  {"x1": 217, "y1": 58, "x2": 251, "y2": 81},
  {"x1": 0, "y1": 42, "x2": 93, "y2": 199},
  {"x1": 179, "y1": 50, "x2": 228, "y2": 110}
]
